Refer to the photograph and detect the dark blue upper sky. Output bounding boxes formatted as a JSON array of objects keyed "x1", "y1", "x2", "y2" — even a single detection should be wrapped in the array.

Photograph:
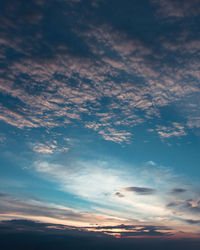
[{"x1": 0, "y1": 0, "x2": 200, "y2": 240}]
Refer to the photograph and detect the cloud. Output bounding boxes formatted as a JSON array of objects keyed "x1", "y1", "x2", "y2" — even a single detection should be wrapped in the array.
[
  {"x1": 34, "y1": 160, "x2": 129, "y2": 203},
  {"x1": 98, "y1": 128, "x2": 132, "y2": 143},
  {"x1": 170, "y1": 188, "x2": 187, "y2": 194},
  {"x1": 1, "y1": 220, "x2": 200, "y2": 249},
  {"x1": 1, "y1": 158, "x2": 200, "y2": 237},
  {"x1": 0, "y1": 0, "x2": 200, "y2": 144},
  {"x1": 0, "y1": 104, "x2": 38, "y2": 129},
  {"x1": 32, "y1": 144, "x2": 54, "y2": 154},
  {"x1": 123, "y1": 186, "x2": 156, "y2": 195},
  {"x1": 119, "y1": 230, "x2": 170, "y2": 237},
  {"x1": 0, "y1": 192, "x2": 125, "y2": 227},
  {"x1": 114, "y1": 192, "x2": 125, "y2": 198},
  {"x1": 187, "y1": 117, "x2": 200, "y2": 129},
  {"x1": 32, "y1": 142, "x2": 69, "y2": 154},
  {"x1": 0, "y1": 1, "x2": 200, "y2": 245},
  {"x1": 166, "y1": 196, "x2": 200, "y2": 222},
  {"x1": 0, "y1": 192, "x2": 9, "y2": 198},
  {"x1": 33, "y1": 159, "x2": 192, "y2": 225},
  {"x1": 86, "y1": 224, "x2": 172, "y2": 238},
  {"x1": 184, "y1": 219, "x2": 200, "y2": 225},
  {"x1": 152, "y1": 0, "x2": 200, "y2": 18},
  {"x1": 1, "y1": 1, "x2": 200, "y2": 148},
  {"x1": 0, "y1": 219, "x2": 108, "y2": 238},
  {"x1": 0, "y1": 219, "x2": 174, "y2": 240},
  {"x1": 146, "y1": 161, "x2": 156, "y2": 166},
  {"x1": 155, "y1": 123, "x2": 187, "y2": 139},
  {"x1": 34, "y1": 158, "x2": 199, "y2": 219}
]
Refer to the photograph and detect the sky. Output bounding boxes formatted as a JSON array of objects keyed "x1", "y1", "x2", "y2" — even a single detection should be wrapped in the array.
[{"x1": 0, "y1": 0, "x2": 200, "y2": 247}]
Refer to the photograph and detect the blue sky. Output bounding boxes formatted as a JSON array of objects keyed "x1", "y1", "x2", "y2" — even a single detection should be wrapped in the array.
[{"x1": 0, "y1": 0, "x2": 200, "y2": 240}]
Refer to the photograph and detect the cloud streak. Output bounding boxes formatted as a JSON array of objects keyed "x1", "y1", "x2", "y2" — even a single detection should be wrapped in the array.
[{"x1": 123, "y1": 186, "x2": 156, "y2": 195}]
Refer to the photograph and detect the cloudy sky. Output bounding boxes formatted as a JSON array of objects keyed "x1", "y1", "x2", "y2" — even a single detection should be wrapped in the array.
[{"x1": 0, "y1": 0, "x2": 200, "y2": 243}]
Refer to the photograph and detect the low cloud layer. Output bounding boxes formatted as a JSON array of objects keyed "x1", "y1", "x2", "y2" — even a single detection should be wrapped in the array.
[{"x1": 0, "y1": 219, "x2": 200, "y2": 250}]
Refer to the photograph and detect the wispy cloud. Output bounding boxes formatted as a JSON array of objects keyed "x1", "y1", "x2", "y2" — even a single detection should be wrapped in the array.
[
  {"x1": 31, "y1": 159, "x2": 200, "y2": 235},
  {"x1": 0, "y1": 192, "x2": 125, "y2": 227}
]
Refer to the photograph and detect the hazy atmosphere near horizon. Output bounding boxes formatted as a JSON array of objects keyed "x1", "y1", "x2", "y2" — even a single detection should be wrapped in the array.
[{"x1": 0, "y1": 0, "x2": 200, "y2": 249}]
